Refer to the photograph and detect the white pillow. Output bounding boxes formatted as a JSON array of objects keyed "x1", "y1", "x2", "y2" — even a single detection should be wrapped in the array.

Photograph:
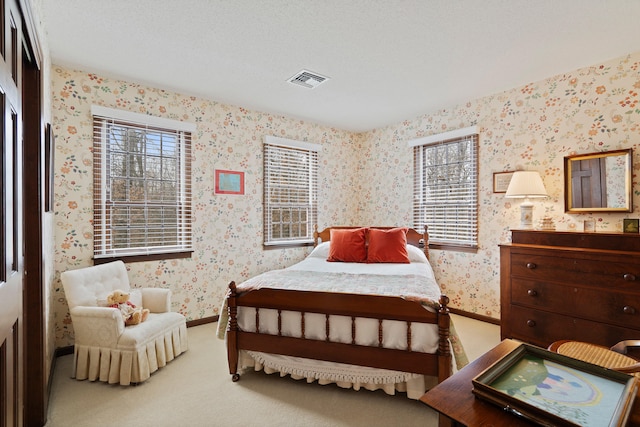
[
  {"x1": 407, "y1": 245, "x2": 429, "y2": 263},
  {"x1": 309, "y1": 241, "x2": 428, "y2": 263},
  {"x1": 308, "y1": 241, "x2": 331, "y2": 259}
]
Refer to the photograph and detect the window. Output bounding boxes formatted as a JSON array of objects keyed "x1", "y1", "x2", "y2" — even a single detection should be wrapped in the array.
[
  {"x1": 263, "y1": 136, "x2": 320, "y2": 247},
  {"x1": 410, "y1": 127, "x2": 478, "y2": 252},
  {"x1": 92, "y1": 106, "x2": 195, "y2": 260}
]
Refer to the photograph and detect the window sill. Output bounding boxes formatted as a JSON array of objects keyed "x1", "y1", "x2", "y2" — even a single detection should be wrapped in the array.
[
  {"x1": 263, "y1": 242, "x2": 314, "y2": 250},
  {"x1": 93, "y1": 250, "x2": 193, "y2": 264},
  {"x1": 428, "y1": 243, "x2": 478, "y2": 254}
]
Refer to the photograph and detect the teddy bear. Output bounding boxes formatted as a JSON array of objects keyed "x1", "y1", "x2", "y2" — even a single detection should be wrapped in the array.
[{"x1": 106, "y1": 289, "x2": 150, "y2": 326}]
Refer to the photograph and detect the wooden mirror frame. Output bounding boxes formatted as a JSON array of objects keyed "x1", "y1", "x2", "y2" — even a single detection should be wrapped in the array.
[{"x1": 564, "y1": 148, "x2": 633, "y2": 213}]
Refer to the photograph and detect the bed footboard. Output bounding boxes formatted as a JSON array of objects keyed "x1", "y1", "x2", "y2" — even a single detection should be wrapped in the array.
[
  {"x1": 226, "y1": 281, "x2": 240, "y2": 381},
  {"x1": 225, "y1": 281, "x2": 452, "y2": 384}
]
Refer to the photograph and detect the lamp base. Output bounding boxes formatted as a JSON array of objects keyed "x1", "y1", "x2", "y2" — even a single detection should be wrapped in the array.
[{"x1": 519, "y1": 203, "x2": 534, "y2": 229}]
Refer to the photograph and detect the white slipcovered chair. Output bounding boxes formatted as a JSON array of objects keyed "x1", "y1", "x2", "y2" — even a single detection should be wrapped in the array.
[{"x1": 61, "y1": 260, "x2": 188, "y2": 385}]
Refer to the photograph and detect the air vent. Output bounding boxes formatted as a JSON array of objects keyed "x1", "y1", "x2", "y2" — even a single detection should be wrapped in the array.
[{"x1": 287, "y1": 70, "x2": 329, "y2": 89}]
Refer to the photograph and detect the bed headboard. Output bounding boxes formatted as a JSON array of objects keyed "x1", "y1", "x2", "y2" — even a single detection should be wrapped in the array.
[{"x1": 313, "y1": 225, "x2": 430, "y2": 260}]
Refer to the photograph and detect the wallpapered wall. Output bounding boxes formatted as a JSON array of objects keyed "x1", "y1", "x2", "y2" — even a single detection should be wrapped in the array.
[
  {"x1": 51, "y1": 67, "x2": 363, "y2": 347},
  {"x1": 356, "y1": 52, "x2": 640, "y2": 317},
  {"x1": 52, "y1": 51, "x2": 640, "y2": 347}
]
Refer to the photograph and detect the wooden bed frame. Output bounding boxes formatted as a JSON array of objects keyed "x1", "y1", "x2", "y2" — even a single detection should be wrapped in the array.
[{"x1": 225, "y1": 226, "x2": 452, "y2": 386}]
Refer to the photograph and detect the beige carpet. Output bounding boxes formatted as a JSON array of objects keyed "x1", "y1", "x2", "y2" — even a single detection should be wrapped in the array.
[{"x1": 45, "y1": 314, "x2": 500, "y2": 427}]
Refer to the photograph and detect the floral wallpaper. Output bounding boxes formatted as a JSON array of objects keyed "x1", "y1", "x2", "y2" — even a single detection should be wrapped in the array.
[
  {"x1": 52, "y1": 51, "x2": 640, "y2": 346},
  {"x1": 357, "y1": 52, "x2": 640, "y2": 318},
  {"x1": 604, "y1": 153, "x2": 628, "y2": 208},
  {"x1": 51, "y1": 67, "x2": 362, "y2": 347}
]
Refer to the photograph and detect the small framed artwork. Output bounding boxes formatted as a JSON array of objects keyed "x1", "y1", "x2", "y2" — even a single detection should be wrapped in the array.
[
  {"x1": 214, "y1": 169, "x2": 244, "y2": 195},
  {"x1": 45, "y1": 123, "x2": 55, "y2": 212},
  {"x1": 472, "y1": 343, "x2": 638, "y2": 426},
  {"x1": 623, "y1": 219, "x2": 639, "y2": 233},
  {"x1": 493, "y1": 171, "x2": 515, "y2": 193}
]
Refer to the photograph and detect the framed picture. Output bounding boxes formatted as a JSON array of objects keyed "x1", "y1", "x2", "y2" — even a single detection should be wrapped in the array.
[
  {"x1": 493, "y1": 171, "x2": 515, "y2": 193},
  {"x1": 214, "y1": 169, "x2": 244, "y2": 195},
  {"x1": 623, "y1": 219, "x2": 639, "y2": 234},
  {"x1": 45, "y1": 123, "x2": 55, "y2": 212},
  {"x1": 472, "y1": 343, "x2": 638, "y2": 427}
]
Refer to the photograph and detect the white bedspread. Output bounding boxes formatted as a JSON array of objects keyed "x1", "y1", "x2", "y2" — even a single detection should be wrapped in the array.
[
  {"x1": 217, "y1": 243, "x2": 467, "y2": 399},
  {"x1": 237, "y1": 260, "x2": 442, "y2": 304}
]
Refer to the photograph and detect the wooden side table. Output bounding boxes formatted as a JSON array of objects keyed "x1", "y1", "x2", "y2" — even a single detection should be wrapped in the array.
[{"x1": 420, "y1": 339, "x2": 539, "y2": 427}]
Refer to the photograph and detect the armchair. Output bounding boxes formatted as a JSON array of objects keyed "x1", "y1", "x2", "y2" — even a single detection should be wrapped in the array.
[
  {"x1": 548, "y1": 340, "x2": 640, "y2": 375},
  {"x1": 61, "y1": 260, "x2": 188, "y2": 385}
]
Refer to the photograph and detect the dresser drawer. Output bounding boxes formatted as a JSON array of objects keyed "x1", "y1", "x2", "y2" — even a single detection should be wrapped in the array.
[
  {"x1": 510, "y1": 253, "x2": 640, "y2": 289},
  {"x1": 511, "y1": 279, "x2": 640, "y2": 329},
  {"x1": 507, "y1": 305, "x2": 640, "y2": 348},
  {"x1": 510, "y1": 279, "x2": 566, "y2": 312}
]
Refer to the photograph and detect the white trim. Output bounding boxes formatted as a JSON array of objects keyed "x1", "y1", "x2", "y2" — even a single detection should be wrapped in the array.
[
  {"x1": 264, "y1": 239, "x2": 314, "y2": 247},
  {"x1": 407, "y1": 126, "x2": 478, "y2": 147},
  {"x1": 265, "y1": 135, "x2": 322, "y2": 152},
  {"x1": 94, "y1": 247, "x2": 191, "y2": 259},
  {"x1": 91, "y1": 105, "x2": 196, "y2": 132},
  {"x1": 99, "y1": 122, "x2": 107, "y2": 253},
  {"x1": 92, "y1": 113, "x2": 193, "y2": 257}
]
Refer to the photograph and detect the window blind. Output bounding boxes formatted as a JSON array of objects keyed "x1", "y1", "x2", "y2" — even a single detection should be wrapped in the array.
[
  {"x1": 263, "y1": 136, "x2": 320, "y2": 246},
  {"x1": 92, "y1": 106, "x2": 194, "y2": 258},
  {"x1": 411, "y1": 128, "x2": 478, "y2": 249}
]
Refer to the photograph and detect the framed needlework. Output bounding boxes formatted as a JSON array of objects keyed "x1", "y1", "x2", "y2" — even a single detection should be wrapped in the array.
[
  {"x1": 214, "y1": 169, "x2": 244, "y2": 195},
  {"x1": 493, "y1": 171, "x2": 515, "y2": 193},
  {"x1": 472, "y1": 343, "x2": 638, "y2": 426}
]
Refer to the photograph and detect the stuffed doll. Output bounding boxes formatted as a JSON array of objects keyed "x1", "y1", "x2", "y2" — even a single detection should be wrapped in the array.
[{"x1": 106, "y1": 289, "x2": 150, "y2": 326}]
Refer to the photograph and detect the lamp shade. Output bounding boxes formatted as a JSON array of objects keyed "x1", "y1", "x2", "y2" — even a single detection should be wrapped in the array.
[{"x1": 505, "y1": 171, "x2": 548, "y2": 198}]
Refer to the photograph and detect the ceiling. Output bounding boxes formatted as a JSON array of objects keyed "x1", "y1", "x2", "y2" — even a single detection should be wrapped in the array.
[{"x1": 41, "y1": 0, "x2": 640, "y2": 133}]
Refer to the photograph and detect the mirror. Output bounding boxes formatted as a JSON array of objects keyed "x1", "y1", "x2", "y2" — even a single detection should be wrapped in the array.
[{"x1": 564, "y1": 148, "x2": 633, "y2": 213}]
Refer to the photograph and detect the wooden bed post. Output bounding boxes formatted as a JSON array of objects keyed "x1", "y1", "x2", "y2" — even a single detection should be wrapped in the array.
[
  {"x1": 422, "y1": 225, "x2": 430, "y2": 260},
  {"x1": 437, "y1": 294, "x2": 452, "y2": 383},
  {"x1": 313, "y1": 224, "x2": 320, "y2": 246},
  {"x1": 226, "y1": 281, "x2": 240, "y2": 381}
]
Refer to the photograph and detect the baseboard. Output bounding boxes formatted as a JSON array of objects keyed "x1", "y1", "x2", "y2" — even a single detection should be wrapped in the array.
[
  {"x1": 448, "y1": 307, "x2": 500, "y2": 325},
  {"x1": 47, "y1": 350, "x2": 62, "y2": 403},
  {"x1": 55, "y1": 346, "x2": 74, "y2": 357},
  {"x1": 187, "y1": 315, "x2": 218, "y2": 327}
]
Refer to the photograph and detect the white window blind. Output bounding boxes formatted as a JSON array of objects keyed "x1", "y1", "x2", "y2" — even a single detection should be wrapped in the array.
[
  {"x1": 264, "y1": 136, "x2": 320, "y2": 246},
  {"x1": 410, "y1": 127, "x2": 478, "y2": 249},
  {"x1": 92, "y1": 106, "x2": 194, "y2": 258}
]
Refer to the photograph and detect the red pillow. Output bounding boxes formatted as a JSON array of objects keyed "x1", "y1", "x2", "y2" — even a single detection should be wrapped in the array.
[
  {"x1": 366, "y1": 227, "x2": 410, "y2": 263},
  {"x1": 327, "y1": 228, "x2": 368, "y2": 262}
]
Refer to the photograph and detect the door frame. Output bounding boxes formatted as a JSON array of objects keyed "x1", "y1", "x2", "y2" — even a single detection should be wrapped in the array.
[
  {"x1": 19, "y1": 0, "x2": 46, "y2": 425},
  {"x1": 23, "y1": 35, "x2": 45, "y2": 425}
]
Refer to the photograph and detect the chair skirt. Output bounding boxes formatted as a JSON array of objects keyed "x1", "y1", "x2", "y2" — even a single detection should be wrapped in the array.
[{"x1": 72, "y1": 312, "x2": 188, "y2": 385}]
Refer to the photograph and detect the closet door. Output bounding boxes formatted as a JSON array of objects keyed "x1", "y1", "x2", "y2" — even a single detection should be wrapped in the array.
[{"x1": 0, "y1": 0, "x2": 23, "y2": 425}]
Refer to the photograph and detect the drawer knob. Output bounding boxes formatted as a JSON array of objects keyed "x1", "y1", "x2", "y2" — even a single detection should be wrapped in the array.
[
  {"x1": 526, "y1": 263, "x2": 537, "y2": 269},
  {"x1": 526, "y1": 320, "x2": 536, "y2": 327},
  {"x1": 624, "y1": 273, "x2": 637, "y2": 282},
  {"x1": 623, "y1": 306, "x2": 637, "y2": 315},
  {"x1": 527, "y1": 289, "x2": 537, "y2": 297}
]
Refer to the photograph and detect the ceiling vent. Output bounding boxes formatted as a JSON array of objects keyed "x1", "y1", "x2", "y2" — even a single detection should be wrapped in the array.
[{"x1": 287, "y1": 70, "x2": 329, "y2": 89}]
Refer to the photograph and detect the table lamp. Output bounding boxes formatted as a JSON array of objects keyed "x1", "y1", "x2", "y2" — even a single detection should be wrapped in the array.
[{"x1": 505, "y1": 171, "x2": 548, "y2": 228}]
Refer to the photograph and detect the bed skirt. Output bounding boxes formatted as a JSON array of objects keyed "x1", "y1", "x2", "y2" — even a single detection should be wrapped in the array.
[
  {"x1": 239, "y1": 350, "x2": 441, "y2": 399},
  {"x1": 72, "y1": 320, "x2": 188, "y2": 385}
]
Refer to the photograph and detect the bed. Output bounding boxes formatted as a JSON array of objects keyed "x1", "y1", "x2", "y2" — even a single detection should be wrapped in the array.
[{"x1": 217, "y1": 226, "x2": 467, "y2": 399}]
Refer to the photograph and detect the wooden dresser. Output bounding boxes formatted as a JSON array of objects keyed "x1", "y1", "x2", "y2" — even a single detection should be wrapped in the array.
[{"x1": 500, "y1": 229, "x2": 640, "y2": 348}]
